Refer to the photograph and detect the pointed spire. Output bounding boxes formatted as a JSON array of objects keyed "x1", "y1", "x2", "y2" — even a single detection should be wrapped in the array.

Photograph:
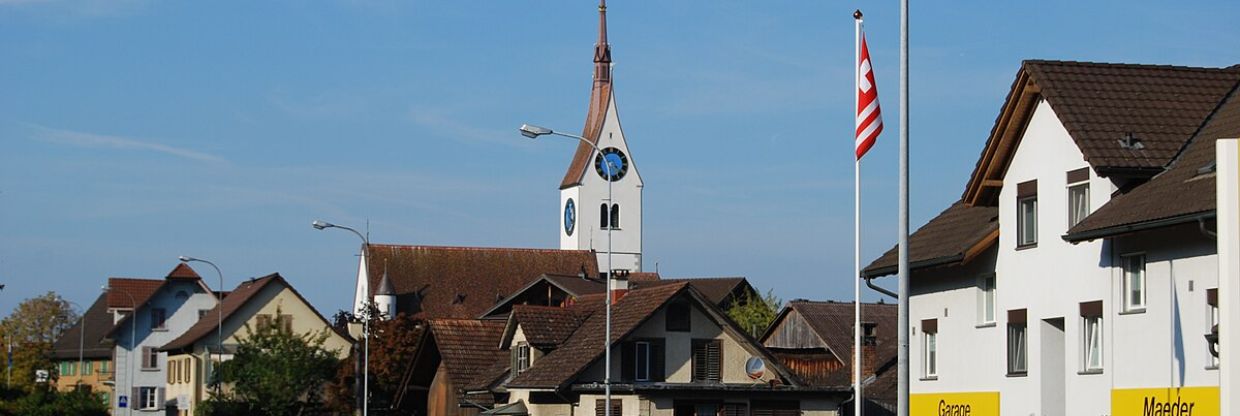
[
  {"x1": 376, "y1": 265, "x2": 395, "y2": 296},
  {"x1": 593, "y1": 0, "x2": 612, "y2": 82}
]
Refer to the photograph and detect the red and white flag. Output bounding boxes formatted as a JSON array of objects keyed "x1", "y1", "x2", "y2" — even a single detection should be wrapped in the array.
[{"x1": 855, "y1": 34, "x2": 882, "y2": 160}]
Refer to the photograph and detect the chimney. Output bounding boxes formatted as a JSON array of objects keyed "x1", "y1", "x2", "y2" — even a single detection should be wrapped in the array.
[
  {"x1": 852, "y1": 323, "x2": 879, "y2": 383},
  {"x1": 610, "y1": 269, "x2": 630, "y2": 303}
]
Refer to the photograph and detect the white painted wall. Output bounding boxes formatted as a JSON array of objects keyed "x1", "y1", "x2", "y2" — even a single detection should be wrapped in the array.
[
  {"x1": 113, "y1": 280, "x2": 217, "y2": 414},
  {"x1": 1216, "y1": 139, "x2": 1239, "y2": 415},
  {"x1": 561, "y1": 93, "x2": 644, "y2": 273},
  {"x1": 909, "y1": 100, "x2": 1221, "y2": 416}
]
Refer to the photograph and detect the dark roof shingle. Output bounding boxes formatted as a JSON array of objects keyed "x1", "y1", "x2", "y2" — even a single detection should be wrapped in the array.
[
  {"x1": 52, "y1": 293, "x2": 115, "y2": 360},
  {"x1": 430, "y1": 319, "x2": 507, "y2": 393},
  {"x1": 863, "y1": 201, "x2": 998, "y2": 277},
  {"x1": 632, "y1": 277, "x2": 751, "y2": 307},
  {"x1": 511, "y1": 305, "x2": 589, "y2": 347}
]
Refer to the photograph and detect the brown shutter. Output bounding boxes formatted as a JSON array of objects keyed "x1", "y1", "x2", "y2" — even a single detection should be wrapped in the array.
[
  {"x1": 921, "y1": 319, "x2": 937, "y2": 334},
  {"x1": 131, "y1": 387, "x2": 139, "y2": 409},
  {"x1": 651, "y1": 338, "x2": 666, "y2": 382},
  {"x1": 281, "y1": 315, "x2": 293, "y2": 333},
  {"x1": 156, "y1": 387, "x2": 164, "y2": 409},
  {"x1": 706, "y1": 339, "x2": 722, "y2": 381},
  {"x1": 620, "y1": 341, "x2": 635, "y2": 381},
  {"x1": 1008, "y1": 309, "x2": 1027, "y2": 324},
  {"x1": 1017, "y1": 180, "x2": 1037, "y2": 198},
  {"x1": 596, "y1": 399, "x2": 621, "y2": 416},
  {"x1": 1066, "y1": 168, "x2": 1090, "y2": 184},
  {"x1": 1079, "y1": 301, "x2": 1103, "y2": 318},
  {"x1": 1208, "y1": 289, "x2": 1218, "y2": 307}
]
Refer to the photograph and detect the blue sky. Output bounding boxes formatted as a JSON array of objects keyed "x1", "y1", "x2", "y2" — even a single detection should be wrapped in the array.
[{"x1": 2, "y1": 1, "x2": 1239, "y2": 316}]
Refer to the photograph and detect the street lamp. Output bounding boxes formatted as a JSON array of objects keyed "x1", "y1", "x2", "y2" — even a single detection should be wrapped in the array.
[
  {"x1": 102, "y1": 285, "x2": 136, "y2": 416},
  {"x1": 178, "y1": 256, "x2": 224, "y2": 391},
  {"x1": 65, "y1": 300, "x2": 85, "y2": 390},
  {"x1": 312, "y1": 219, "x2": 370, "y2": 416},
  {"x1": 519, "y1": 123, "x2": 618, "y2": 416}
]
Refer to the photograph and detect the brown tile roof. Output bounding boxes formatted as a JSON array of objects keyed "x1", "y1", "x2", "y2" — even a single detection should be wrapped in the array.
[
  {"x1": 506, "y1": 283, "x2": 688, "y2": 388},
  {"x1": 160, "y1": 274, "x2": 282, "y2": 352},
  {"x1": 627, "y1": 272, "x2": 660, "y2": 282},
  {"x1": 964, "y1": 60, "x2": 1240, "y2": 205},
  {"x1": 543, "y1": 274, "x2": 607, "y2": 297},
  {"x1": 632, "y1": 277, "x2": 752, "y2": 307},
  {"x1": 1028, "y1": 60, "x2": 1240, "y2": 169},
  {"x1": 105, "y1": 277, "x2": 164, "y2": 309},
  {"x1": 52, "y1": 293, "x2": 115, "y2": 360},
  {"x1": 165, "y1": 263, "x2": 202, "y2": 279},
  {"x1": 366, "y1": 244, "x2": 599, "y2": 319},
  {"x1": 863, "y1": 201, "x2": 998, "y2": 277},
  {"x1": 1067, "y1": 84, "x2": 1240, "y2": 240},
  {"x1": 510, "y1": 305, "x2": 589, "y2": 347},
  {"x1": 429, "y1": 319, "x2": 507, "y2": 393}
]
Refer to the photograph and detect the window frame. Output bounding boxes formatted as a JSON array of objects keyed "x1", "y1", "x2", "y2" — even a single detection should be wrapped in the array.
[
  {"x1": 142, "y1": 346, "x2": 159, "y2": 370},
  {"x1": 690, "y1": 339, "x2": 722, "y2": 382},
  {"x1": 635, "y1": 341, "x2": 651, "y2": 381},
  {"x1": 1006, "y1": 309, "x2": 1027, "y2": 376},
  {"x1": 1121, "y1": 253, "x2": 1147, "y2": 312},
  {"x1": 139, "y1": 386, "x2": 158, "y2": 410},
  {"x1": 1016, "y1": 179, "x2": 1038, "y2": 248},
  {"x1": 977, "y1": 274, "x2": 997, "y2": 325},
  {"x1": 515, "y1": 342, "x2": 531, "y2": 374},
  {"x1": 1082, "y1": 315, "x2": 1103, "y2": 372},
  {"x1": 921, "y1": 319, "x2": 938, "y2": 379},
  {"x1": 1067, "y1": 182, "x2": 1090, "y2": 228}
]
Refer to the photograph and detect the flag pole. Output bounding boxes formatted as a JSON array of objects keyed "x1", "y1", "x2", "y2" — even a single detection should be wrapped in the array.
[
  {"x1": 853, "y1": 9, "x2": 863, "y2": 416},
  {"x1": 897, "y1": 0, "x2": 911, "y2": 415}
]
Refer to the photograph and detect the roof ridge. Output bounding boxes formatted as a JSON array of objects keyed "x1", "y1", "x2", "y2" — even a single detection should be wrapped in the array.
[
  {"x1": 1157, "y1": 78, "x2": 1240, "y2": 173},
  {"x1": 368, "y1": 244, "x2": 591, "y2": 254},
  {"x1": 1023, "y1": 59, "x2": 1238, "y2": 73}
]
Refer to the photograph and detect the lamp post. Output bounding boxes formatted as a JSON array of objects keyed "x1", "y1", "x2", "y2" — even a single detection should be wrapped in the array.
[
  {"x1": 178, "y1": 256, "x2": 224, "y2": 391},
  {"x1": 312, "y1": 219, "x2": 370, "y2": 416},
  {"x1": 519, "y1": 123, "x2": 617, "y2": 416},
  {"x1": 102, "y1": 285, "x2": 136, "y2": 416},
  {"x1": 65, "y1": 300, "x2": 85, "y2": 389}
]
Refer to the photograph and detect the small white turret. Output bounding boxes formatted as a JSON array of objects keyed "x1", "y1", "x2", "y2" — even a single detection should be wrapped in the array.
[{"x1": 374, "y1": 269, "x2": 397, "y2": 320}]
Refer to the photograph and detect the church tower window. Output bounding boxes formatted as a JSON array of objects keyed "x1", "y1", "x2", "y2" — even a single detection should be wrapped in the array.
[{"x1": 611, "y1": 204, "x2": 620, "y2": 229}]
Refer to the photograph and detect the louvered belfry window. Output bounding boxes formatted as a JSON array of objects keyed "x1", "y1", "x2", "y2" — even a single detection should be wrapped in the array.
[{"x1": 691, "y1": 339, "x2": 722, "y2": 382}]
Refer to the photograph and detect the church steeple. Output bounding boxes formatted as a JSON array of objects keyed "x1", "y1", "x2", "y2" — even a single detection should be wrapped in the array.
[{"x1": 593, "y1": 0, "x2": 611, "y2": 82}]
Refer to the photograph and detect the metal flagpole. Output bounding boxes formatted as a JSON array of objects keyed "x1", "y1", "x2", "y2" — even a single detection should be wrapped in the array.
[
  {"x1": 853, "y1": 11, "x2": 864, "y2": 416},
  {"x1": 897, "y1": 0, "x2": 911, "y2": 415}
]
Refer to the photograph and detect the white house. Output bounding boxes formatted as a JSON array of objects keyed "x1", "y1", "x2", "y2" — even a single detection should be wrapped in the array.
[{"x1": 863, "y1": 60, "x2": 1240, "y2": 416}]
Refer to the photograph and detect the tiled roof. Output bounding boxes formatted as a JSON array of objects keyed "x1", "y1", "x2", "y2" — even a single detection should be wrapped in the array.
[
  {"x1": 51, "y1": 293, "x2": 115, "y2": 360},
  {"x1": 1068, "y1": 84, "x2": 1240, "y2": 240},
  {"x1": 627, "y1": 272, "x2": 661, "y2": 283},
  {"x1": 1027, "y1": 60, "x2": 1240, "y2": 169},
  {"x1": 777, "y1": 301, "x2": 897, "y2": 387},
  {"x1": 506, "y1": 283, "x2": 688, "y2": 388},
  {"x1": 633, "y1": 277, "x2": 752, "y2": 307},
  {"x1": 365, "y1": 244, "x2": 599, "y2": 319},
  {"x1": 165, "y1": 263, "x2": 202, "y2": 279},
  {"x1": 160, "y1": 274, "x2": 282, "y2": 351},
  {"x1": 105, "y1": 277, "x2": 163, "y2": 309},
  {"x1": 429, "y1": 319, "x2": 507, "y2": 394},
  {"x1": 863, "y1": 201, "x2": 998, "y2": 277},
  {"x1": 510, "y1": 305, "x2": 589, "y2": 347},
  {"x1": 543, "y1": 274, "x2": 607, "y2": 297}
]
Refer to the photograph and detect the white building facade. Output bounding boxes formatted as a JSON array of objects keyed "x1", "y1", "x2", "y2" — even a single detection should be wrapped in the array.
[{"x1": 864, "y1": 61, "x2": 1240, "y2": 416}]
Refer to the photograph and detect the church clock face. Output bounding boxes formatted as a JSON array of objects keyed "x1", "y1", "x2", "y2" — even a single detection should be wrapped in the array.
[
  {"x1": 594, "y1": 147, "x2": 629, "y2": 181},
  {"x1": 564, "y1": 198, "x2": 576, "y2": 236}
]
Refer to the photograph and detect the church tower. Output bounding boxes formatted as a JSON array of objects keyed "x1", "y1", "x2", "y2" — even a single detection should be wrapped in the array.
[{"x1": 559, "y1": 0, "x2": 643, "y2": 274}]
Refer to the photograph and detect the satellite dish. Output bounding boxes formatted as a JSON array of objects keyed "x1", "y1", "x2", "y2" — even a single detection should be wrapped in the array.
[{"x1": 745, "y1": 357, "x2": 766, "y2": 380}]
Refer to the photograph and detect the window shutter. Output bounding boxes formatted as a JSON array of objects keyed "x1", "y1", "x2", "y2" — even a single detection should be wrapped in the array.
[
  {"x1": 1017, "y1": 180, "x2": 1037, "y2": 198},
  {"x1": 1066, "y1": 167, "x2": 1089, "y2": 184},
  {"x1": 1008, "y1": 309, "x2": 1027, "y2": 324},
  {"x1": 156, "y1": 387, "x2": 165, "y2": 409},
  {"x1": 509, "y1": 347, "x2": 517, "y2": 381},
  {"x1": 921, "y1": 319, "x2": 938, "y2": 334},
  {"x1": 707, "y1": 339, "x2": 722, "y2": 381},
  {"x1": 1079, "y1": 301, "x2": 1103, "y2": 318},
  {"x1": 131, "y1": 387, "x2": 139, "y2": 409},
  {"x1": 596, "y1": 399, "x2": 622, "y2": 416},
  {"x1": 620, "y1": 341, "x2": 635, "y2": 381},
  {"x1": 651, "y1": 339, "x2": 665, "y2": 382},
  {"x1": 692, "y1": 340, "x2": 707, "y2": 381},
  {"x1": 1208, "y1": 289, "x2": 1218, "y2": 307},
  {"x1": 721, "y1": 404, "x2": 747, "y2": 416}
]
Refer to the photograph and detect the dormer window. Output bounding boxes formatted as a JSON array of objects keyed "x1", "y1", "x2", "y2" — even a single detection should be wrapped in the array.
[{"x1": 513, "y1": 342, "x2": 531, "y2": 374}]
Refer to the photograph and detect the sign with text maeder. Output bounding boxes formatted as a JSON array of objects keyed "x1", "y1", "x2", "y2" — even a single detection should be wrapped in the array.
[
  {"x1": 910, "y1": 392, "x2": 999, "y2": 416},
  {"x1": 1111, "y1": 387, "x2": 1218, "y2": 416}
]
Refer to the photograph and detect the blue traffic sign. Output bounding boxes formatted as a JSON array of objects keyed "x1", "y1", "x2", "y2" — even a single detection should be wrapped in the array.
[{"x1": 118, "y1": 395, "x2": 128, "y2": 408}]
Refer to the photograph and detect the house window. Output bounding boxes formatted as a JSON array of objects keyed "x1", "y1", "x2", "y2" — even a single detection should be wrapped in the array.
[
  {"x1": 666, "y1": 301, "x2": 691, "y2": 332},
  {"x1": 635, "y1": 341, "x2": 651, "y2": 381},
  {"x1": 142, "y1": 347, "x2": 158, "y2": 370},
  {"x1": 922, "y1": 319, "x2": 938, "y2": 378},
  {"x1": 138, "y1": 386, "x2": 159, "y2": 410},
  {"x1": 100, "y1": 360, "x2": 109, "y2": 374},
  {"x1": 1067, "y1": 168, "x2": 1090, "y2": 228},
  {"x1": 1122, "y1": 254, "x2": 1146, "y2": 311},
  {"x1": 1081, "y1": 300, "x2": 1104, "y2": 372},
  {"x1": 595, "y1": 399, "x2": 622, "y2": 416},
  {"x1": 691, "y1": 339, "x2": 722, "y2": 382},
  {"x1": 978, "y1": 274, "x2": 996, "y2": 324},
  {"x1": 1208, "y1": 288, "x2": 1219, "y2": 368},
  {"x1": 514, "y1": 342, "x2": 531, "y2": 374},
  {"x1": 151, "y1": 308, "x2": 167, "y2": 330},
  {"x1": 81, "y1": 360, "x2": 92, "y2": 376},
  {"x1": 623, "y1": 339, "x2": 664, "y2": 382},
  {"x1": 60, "y1": 361, "x2": 75, "y2": 377},
  {"x1": 1017, "y1": 180, "x2": 1037, "y2": 247},
  {"x1": 1007, "y1": 309, "x2": 1027, "y2": 375}
]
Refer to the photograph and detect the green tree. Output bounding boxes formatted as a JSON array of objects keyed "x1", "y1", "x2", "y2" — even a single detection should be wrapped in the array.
[
  {"x1": 726, "y1": 289, "x2": 782, "y2": 337},
  {"x1": 198, "y1": 313, "x2": 343, "y2": 416},
  {"x1": 0, "y1": 383, "x2": 108, "y2": 416},
  {"x1": 0, "y1": 292, "x2": 77, "y2": 392}
]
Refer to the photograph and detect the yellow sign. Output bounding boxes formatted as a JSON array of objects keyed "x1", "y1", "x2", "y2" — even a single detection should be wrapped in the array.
[
  {"x1": 910, "y1": 392, "x2": 999, "y2": 416},
  {"x1": 1112, "y1": 386, "x2": 1218, "y2": 416}
]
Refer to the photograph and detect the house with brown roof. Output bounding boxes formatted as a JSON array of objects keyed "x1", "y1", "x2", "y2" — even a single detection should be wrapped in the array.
[
  {"x1": 158, "y1": 272, "x2": 352, "y2": 416},
  {"x1": 102, "y1": 263, "x2": 220, "y2": 414},
  {"x1": 51, "y1": 292, "x2": 116, "y2": 403},
  {"x1": 759, "y1": 301, "x2": 896, "y2": 416},
  {"x1": 862, "y1": 60, "x2": 1240, "y2": 415},
  {"x1": 460, "y1": 282, "x2": 847, "y2": 416}
]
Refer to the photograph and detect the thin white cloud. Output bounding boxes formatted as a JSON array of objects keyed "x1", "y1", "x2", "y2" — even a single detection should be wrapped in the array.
[
  {"x1": 28, "y1": 124, "x2": 226, "y2": 164},
  {"x1": 407, "y1": 107, "x2": 520, "y2": 148}
]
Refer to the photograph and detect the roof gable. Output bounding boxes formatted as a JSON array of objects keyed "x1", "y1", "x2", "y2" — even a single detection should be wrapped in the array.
[
  {"x1": 964, "y1": 60, "x2": 1240, "y2": 206},
  {"x1": 365, "y1": 244, "x2": 599, "y2": 320},
  {"x1": 632, "y1": 277, "x2": 752, "y2": 307},
  {"x1": 480, "y1": 274, "x2": 607, "y2": 319}
]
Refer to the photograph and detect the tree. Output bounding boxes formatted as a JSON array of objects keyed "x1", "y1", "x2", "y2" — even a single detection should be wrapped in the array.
[
  {"x1": 726, "y1": 289, "x2": 782, "y2": 337},
  {"x1": 0, "y1": 381, "x2": 108, "y2": 416},
  {"x1": 322, "y1": 306, "x2": 427, "y2": 414},
  {"x1": 199, "y1": 312, "x2": 343, "y2": 416},
  {"x1": 0, "y1": 292, "x2": 77, "y2": 392}
]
